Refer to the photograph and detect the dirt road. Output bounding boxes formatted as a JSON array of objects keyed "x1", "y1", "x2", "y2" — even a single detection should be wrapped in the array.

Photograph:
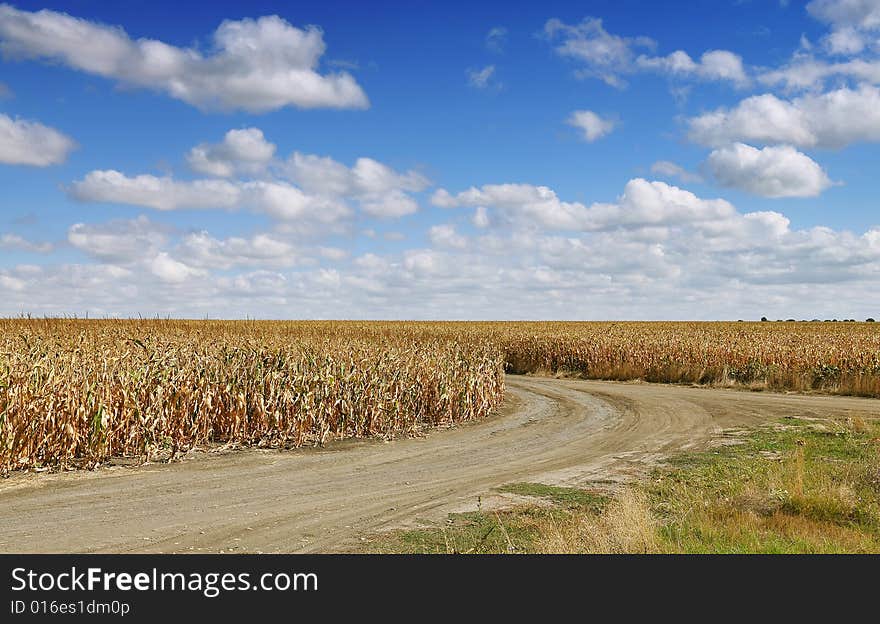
[{"x1": 2, "y1": 376, "x2": 879, "y2": 553}]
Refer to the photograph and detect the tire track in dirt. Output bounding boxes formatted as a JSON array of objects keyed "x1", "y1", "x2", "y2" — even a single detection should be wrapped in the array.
[{"x1": 2, "y1": 376, "x2": 878, "y2": 553}]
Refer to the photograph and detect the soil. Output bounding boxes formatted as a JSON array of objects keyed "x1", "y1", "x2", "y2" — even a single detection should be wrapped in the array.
[{"x1": 2, "y1": 375, "x2": 878, "y2": 553}]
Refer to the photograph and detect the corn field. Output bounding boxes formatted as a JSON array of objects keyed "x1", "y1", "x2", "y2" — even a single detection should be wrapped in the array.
[{"x1": 2, "y1": 319, "x2": 879, "y2": 474}]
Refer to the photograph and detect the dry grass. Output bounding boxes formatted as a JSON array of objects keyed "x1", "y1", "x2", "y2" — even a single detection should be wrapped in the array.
[
  {"x1": 536, "y1": 488, "x2": 659, "y2": 554},
  {"x1": 653, "y1": 417, "x2": 880, "y2": 553}
]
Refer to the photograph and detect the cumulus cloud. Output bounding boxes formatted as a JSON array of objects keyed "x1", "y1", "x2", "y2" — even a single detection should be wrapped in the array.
[
  {"x1": 807, "y1": 0, "x2": 880, "y2": 54},
  {"x1": 66, "y1": 213, "x2": 313, "y2": 280},
  {"x1": 566, "y1": 110, "x2": 616, "y2": 142},
  {"x1": 176, "y1": 232, "x2": 297, "y2": 270},
  {"x1": 686, "y1": 85, "x2": 880, "y2": 148},
  {"x1": 69, "y1": 170, "x2": 353, "y2": 224},
  {"x1": 0, "y1": 5, "x2": 368, "y2": 112},
  {"x1": 68, "y1": 167, "x2": 412, "y2": 222},
  {"x1": 433, "y1": 183, "x2": 592, "y2": 230},
  {"x1": 824, "y1": 26, "x2": 868, "y2": 54},
  {"x1": 0, "y1": 113, "x2": 75, "y2": 166},
  {"x1": 429, "y1": 224, "x2": 467, "y2": 249},
  {"x1": 808, "y1": 0, "x2": 880, "y2": 29},
  {"x1": 64, "y1": 216, "x2": 230, "y2": 285},
  {"x1": 636, "y1": 49, "x2": 749, "y2": 86},
  {"x1": 433, "y1": 178, "x2": 735, "y2": 232},
  {"x1": 7, "y1": 175, "x2": 880, "y2": 319},
  {"x1": 69, "y1": 171, "x2": 242, "y2": 211},
  {"x1": 759, "y1": 55, "x2": 880, "y2": 90},
  {"x1": 283, "y1": 152, "x2": 429, "y2": 217},
  {"x1": 70, "y1": 127, "x2": 429, "y2": 223},
  {"x1": 543, "y1": 17, "x2": 747, "y2": 88},
  {"x1": 187, "y1": 128, "x2": 276, "y2": 177},
  {"x1": 67, "y1": 216, "x2": 169, "y2": 263},
  {"x1": 150, "y1": 252, "x2": 205, "y2": 283},
  {"x1": 757, "y1": 1, "x2": 880, "y2": 90},
  {"x1": 705, "y1": 143, "x2": 833, "y2": 198},
  {"x1": 250, "y1": 182, "x2": 352, "y2": 223}
]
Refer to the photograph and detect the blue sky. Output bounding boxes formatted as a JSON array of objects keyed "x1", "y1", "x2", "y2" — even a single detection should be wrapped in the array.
[{"x1": 1, "y1": 0, "x2": 879, "y2": 319}]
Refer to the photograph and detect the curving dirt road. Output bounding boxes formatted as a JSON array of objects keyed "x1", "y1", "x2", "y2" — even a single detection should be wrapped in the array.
[{"x1": 2, "y1": 376, "x2": 879, "y2": 553}]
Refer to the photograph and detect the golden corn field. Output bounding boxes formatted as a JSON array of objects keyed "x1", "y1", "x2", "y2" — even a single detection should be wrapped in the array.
[{"x1": 2, "y1": 318, "x2": 880, "y2": 474}]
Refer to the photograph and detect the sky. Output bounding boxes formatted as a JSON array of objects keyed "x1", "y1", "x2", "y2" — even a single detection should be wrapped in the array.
[{"x1": 1, "y1": 0, "x2": 880, "y2": 320}]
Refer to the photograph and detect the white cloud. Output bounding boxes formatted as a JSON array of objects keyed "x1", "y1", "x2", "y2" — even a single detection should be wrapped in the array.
[
  {"x1": 433, "y1": 178, "x2": 735, "y2": 232},
  {"x1": 187, "y1": 128, "x2": 276, "y2": 177},
  {"x1": 473, "y1": 206, "x2": 490, "y2": 228},
  {"x1": 7, "y1": 175, "x2": 880, "y2": 319},
  {"x1": 0, "y1": 233, "x2": 52, "y2": 253},
  {"x1": 68, "y1": 216, "x2": 168, "y2": 263},
  {"x1": 150, "y1": 252, "x2": 205, "y2": 283},
  {"x1": 602, "y1": 178, "x2": 736, "y2": 229},
  {"x1": 808, "y1": 0, "x2": 880, "y2": 27},
  {"x1": 284, "y1": 152, "x2": 352, "y2": 196},
  {"x1": 543, "y1": 17, "x2": 747, "y2": 88},
  {"x1": 429, "y1": 224, "x2": 467, "y2": 249},
  {"x1": 706, "y1": 143, "x2": 833, "y2": 198},
  {"x1": 430, "y1": 188, "x2": 456, "y2": 208},
  {"x1": 636, "y1": 49, "x2": 749, "y2": 86},
  {"x1": 753, "y1": 1, "x2": 880, "y2": 89},
  {"x1": 284, "y1": 152, "x2": 429, "y2": 217},
  {"x1": 319, "y1": 246, "x2": 348, "y2": 261},
  {"x1": 650, "y1": 161, "x2": 703, "y2": 184},
  {"x1": 686, "y1": 85, "x2": 880, "y2": 148},
  {"x1": 243, "y1": 181, "x2": 351, "y2": 222},
  {"x1": 467, "y1": 64, "x2": 497, "y2": 89},
  {"x1": 359, "y1": 190, "x2": 419, "y2": 218},
  {"x1": 486, "y1": 27, "x2": 507, "y2": 53},
  {"x1": 69, "y1": 171, "x2": 242, "y2": 211},
  {"x1": 0, "y1": 6, "x2": 368, "y2": 112},
  {"x1": 759, "y1": 54, "x2": 880, "y2": 90},
  {"x1": 751, "y1": 1, "x2": 880, "y2": 92},
  {"x1": 176, "y1": 232, "x2": 297, "y2": 270},
  {"x1": 543, "y1": 17, "x2": 653, "y2": 88},
  {"x1": 807, "y1": 0, "x2": 880, "y2": 36},
  {"x1": 824, "y1": 26, "x2": 867, "y2": 54},
  {"x1": 349, "y1": 157, "x2": 428, "y2": 195},
  {"x1": 67, "y1": 213, "x2": 318, "y2": 275},
  {"x1": 0, "y1": 113, "x2": 75, "y2": 166},
  {"x1": 805, "y1": 0, "x2": 880, "y2": 55},
  {"x1": 433, "y1": 183, "x2": 592, "y2": 230},
  {"x1": 566, "y1": 110, "x2": 616, "y2": 142},
  {"x1": 69, "y1": 170, "x2": 354, "y2": 224},
  {"x1": 286, "y1": 153, "x2": 429, "y2": 197}
]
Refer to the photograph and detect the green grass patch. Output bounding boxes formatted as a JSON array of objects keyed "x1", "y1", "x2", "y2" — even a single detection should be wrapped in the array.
[
  {"x1": 362, "y1": 417, "x2": 880, "y2": 554},
  {"x1": 497, "y1": 482, "x2": 608, "y2": 510},
  {"x1": 365, "y1": 507, "x2": 570, "y2": 554}
]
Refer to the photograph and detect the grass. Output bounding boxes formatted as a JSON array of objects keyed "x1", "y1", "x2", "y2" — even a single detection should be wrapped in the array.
[
  {"x1": 497, "y1": 482, "x2": 608, "y2": 510},
  {"x1": 363, "y1": 416, "x2": 880, "y2": 553},
  {"x1": 367, "y1": 484, "x2": 602, "y2": 554}
]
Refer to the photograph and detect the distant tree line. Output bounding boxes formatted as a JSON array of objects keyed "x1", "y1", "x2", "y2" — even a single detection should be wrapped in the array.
[{"x1": 752, "y1": 317, "x2": 875, "y2": 323}]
